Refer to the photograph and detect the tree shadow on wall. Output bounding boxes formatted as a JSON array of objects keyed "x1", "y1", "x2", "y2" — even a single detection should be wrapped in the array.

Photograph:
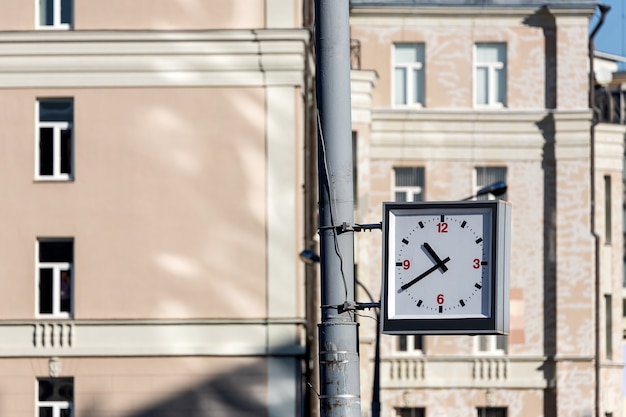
[{"x1": 81, "y1": 348, "x2": 303, "y2": 417}]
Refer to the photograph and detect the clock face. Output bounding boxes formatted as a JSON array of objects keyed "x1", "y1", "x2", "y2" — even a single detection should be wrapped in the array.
[{"x1": 386, "y1": 206, "x2": 493, "y2": 321}]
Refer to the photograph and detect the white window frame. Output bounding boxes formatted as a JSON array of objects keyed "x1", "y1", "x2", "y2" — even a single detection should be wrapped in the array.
[
  {"x1": 393, "y1": 44, "x2": 425, "y2": 108},
  {"x1": 474, "y1": 335, "x2": 507, "y2": 355},
  {"x1": 36, "y1": 400, "x2": 72, "y2": 417},
  {"x1": 394, "y1": 184, "x2": 423, "y2": 202},
  {"x1": 473, "y1": 167, "x2": 507, "y2": 200},
  {"x1": 36, "y1": 0, "x2": 72, "y2": 30},
  {"x1": 37, "y1": 378, "x2": 73, "y2": 417},
  {"x1": 36, "y1": 121, "x2": 72, "y2": 181},
  {"x1": 36, "y1": 240, "x2": 73, "y2": 319},
  {"x1": 393, "y1": 167, "x2": 424, "y2": 202},
  {"x1": 395, "y1": 335, "x2": 424, "y2": 355},
  {"x1": 37, "y1": 263, "x2": 71, "y2": 318},
  {"x1": 37, "y1": 262, "x2": 73, "y2": 319},
  {"x1": 474, "y1": 43, "x2": 506, "y2": 108},
  {"x1": 36, "y1": 99, "x2": 74, "y2": 181}
]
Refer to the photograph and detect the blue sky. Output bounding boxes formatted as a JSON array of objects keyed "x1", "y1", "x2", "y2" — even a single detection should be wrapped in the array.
[{"x1": 593, "y1": 0, "x2": 625, "y2": 61}]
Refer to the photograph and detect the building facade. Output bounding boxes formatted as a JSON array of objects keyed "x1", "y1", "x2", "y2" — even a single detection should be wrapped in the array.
[
  {"x1": 349, "y1": 1, "x2": 625, "y2": 416},
  {"x1": 0, "y1": 1, "x2": 313, "y2": 416}
]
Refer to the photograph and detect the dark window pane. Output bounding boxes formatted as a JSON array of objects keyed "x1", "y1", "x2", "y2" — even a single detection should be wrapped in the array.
[
  {"x1": 496, "y1": 335, "x2": 507, "y2": 351},
  {"x1": 39, "y1": 241, "x2": 73, "y2": 262},
  {"x1": 479, "y1": 336, "x2": 488, "y2": 351},
  {"x1": 397, "y1": 335, "x2": 407, "y2": 351},
  {"x1": 395, "y1": 167, "x2": 424, "y2": 187},
  {"x1": 397, "y1": 408, "x2": 424, "y2": 417},
  {"x1": 39, "y1": 100, "x2": 73, "y2": 123},
  {"x1": 39, "y1": 128, "x2": 54, "y2": 176},
  {"x1": 40, "y1": 0, "x2": 54, "y2": 26},
  {"x1": 414, "y1": 335, "x2": 423, "y2": 350},
  {"x1": 60, "y1": 0, "x2": 72, "y2": 25},
  {"x1": 477, "y1": 407, "x2": 507, "y2": 417},
  {"x1": 58, "y1": 379, "x2": 74, "y2": 401},
  {"x1": 60, "y1": 270, "x2": 71, "y2": 313},
  {"x1": 39, "y1": 269, "x2": 53, "y2": 314},
  {"x1": 60, "y1": 128, "x2": 72, "y2": 175},
  {"x1": 38, "y1": 380, "x2": 54, "y2": 401},
  {"x1": 476, "y1": 167, "x2": 507, "y2": 200},
  {"x1": 39, "y1": 406, "x2": 53, "y2": 417},
  {"x1": 60, "y1": 408, "x2": 71, "y2": 417},
  {"x1": 395, "y1": 191, "x2": 407, "y2": 202}
]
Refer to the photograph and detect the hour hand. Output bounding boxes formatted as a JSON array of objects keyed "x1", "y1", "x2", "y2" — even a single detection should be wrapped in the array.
[{"x1": 423, "y1": 242, "x2": 448, "y2": 272}]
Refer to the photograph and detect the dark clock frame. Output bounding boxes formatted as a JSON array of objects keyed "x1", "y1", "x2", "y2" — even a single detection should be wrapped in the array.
[{"x1": 381, "y1": 200, "x2": 511, "y2": 335}]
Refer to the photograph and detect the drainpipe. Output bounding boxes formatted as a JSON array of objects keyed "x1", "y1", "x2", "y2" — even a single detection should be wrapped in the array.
[{"x1": 588, "y1": 4, "x2": 611, "y2": 417}]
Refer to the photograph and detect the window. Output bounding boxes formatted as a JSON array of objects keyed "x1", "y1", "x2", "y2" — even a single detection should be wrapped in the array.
[
  {"x1": 37, "y1": 239, "x2": 73, "y2": 318},
  {"x1": 475, "y1": 167, "x2": 507, "y2": 200},
  {"x1": 37, "y1": 99, "x2": 74, "y2": 181},
  {"x1": 475, "y1": 335, "x2": 508, "y2": 354},
  {"x1": 475, "y1": 43, "x2": 506, "y2": 107},
  {"x1": 605, "y1": 294, "x2": 613, "y2": 359},
  {"x1": 37, "y1": 0, "x2": 73, "y2": 30},
  {"x1": 37, "y1": 377, "x2": 73, "y2": 417},
  {"x1": 397, "y1": 335, "x2": 423, "y2": 353},
  {"x1": 393, "y1": 44, "x2": 425, "y2": 107},
  {"x1": 604, "y1": 175, "x2": 612, "y2": 244},
  {"x1": 477, "y1": 407, "x2": 507, "y2": 417},
  {"x1": 394, "y1": 167, "x2": 424, "y2": 202},
  {"x1": 396, "y1": 407, "x2": 425, "y2": 417},
  {"x1": 353, "y1": 132, "x2": 358, "y2": 207}
]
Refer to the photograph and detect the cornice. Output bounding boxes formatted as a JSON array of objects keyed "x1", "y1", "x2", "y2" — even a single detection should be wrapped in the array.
[
  {"x1": 350, "y1": 5, "x2": 596, "y2": 19},
  {"x1": 353, "y1": 6, "x2": 529, "y2": 17},
  {"x1": 0, "y1": 30, "x2": 311, "y2": 88},
  {"x1": 369, "y1": 109, "x2": 593, "y2": 161}
]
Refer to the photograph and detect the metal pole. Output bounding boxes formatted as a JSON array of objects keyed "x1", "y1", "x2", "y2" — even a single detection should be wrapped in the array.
[{"x1": 315, "y1": 1, "x2": 362, "y2": 417}]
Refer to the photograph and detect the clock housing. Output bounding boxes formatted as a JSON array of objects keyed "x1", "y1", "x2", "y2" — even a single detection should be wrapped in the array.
[{"x1": 381, "y1": 200, "x2": 511, "y2": 335}]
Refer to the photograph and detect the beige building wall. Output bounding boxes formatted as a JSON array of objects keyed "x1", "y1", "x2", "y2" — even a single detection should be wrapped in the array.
[
  {"x1": 0, "y1": 0, "x2": 302, "y2": 30},
  {"x1": 0, "y1": 1, "x2": 311, "y2": 416},
  {"x1": 0, "y1": 87, "x2": 270, "y2": 320},
  {"x1": 350, "y1": 3, "x2": 624, "y2": 417},
  {"x1": 0, "y1": 357, "x2": 271, "y2": 416}
]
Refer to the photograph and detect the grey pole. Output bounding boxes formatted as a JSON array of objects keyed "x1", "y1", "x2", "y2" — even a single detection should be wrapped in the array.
[{"x1": 315, "y1": 1, "x2": 362, "y2": 417}]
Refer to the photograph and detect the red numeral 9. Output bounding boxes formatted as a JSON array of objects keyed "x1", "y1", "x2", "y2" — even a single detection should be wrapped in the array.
[{"x1": 403, "y1": 259, "x2": 410, "y2": 270}]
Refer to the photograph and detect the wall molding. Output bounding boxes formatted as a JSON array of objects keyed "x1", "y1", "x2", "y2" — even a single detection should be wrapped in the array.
[
  {"x1": 0, "y1": 319, "x2": 306, "y2": 357},
  {"x1": 0, "y1": 30, "x2": 310, "y2": 88},
  {"x1": 369, "y1": 109, "x2": 593, "y2": 162}
]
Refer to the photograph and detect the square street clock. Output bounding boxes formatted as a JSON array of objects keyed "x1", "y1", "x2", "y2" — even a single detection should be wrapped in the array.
[{"x1": 381, "y1": 200, "x2": 511, "y2": 335}]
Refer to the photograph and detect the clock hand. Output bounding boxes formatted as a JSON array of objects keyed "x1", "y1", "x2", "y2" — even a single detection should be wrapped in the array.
[
  {"x1": 399, "y1": 256, "x2": 451, "y2": 292},
  {"x1": 423, "y1": 242, "x2": 448, "y2": 272}
]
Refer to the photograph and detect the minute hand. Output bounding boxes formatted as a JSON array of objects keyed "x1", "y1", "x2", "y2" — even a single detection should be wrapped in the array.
[{"x1": 400, "y1": 256, "x2": 451, "y2": 292}]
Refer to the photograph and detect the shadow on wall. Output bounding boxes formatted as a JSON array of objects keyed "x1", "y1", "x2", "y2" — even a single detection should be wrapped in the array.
[{"x1": 80, "y1": 347, "x2": 303, "y2": 417}]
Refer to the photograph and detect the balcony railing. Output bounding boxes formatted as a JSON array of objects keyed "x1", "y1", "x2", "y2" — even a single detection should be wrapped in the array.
[
  {"x1": 595, "y1": 86, "x2": 626, "y2": 124},
  {"x1": 379, "y1": 355, "x2": 545, "y2": 389}
]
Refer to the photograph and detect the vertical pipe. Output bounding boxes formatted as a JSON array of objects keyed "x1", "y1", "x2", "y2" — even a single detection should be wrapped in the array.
[
  {"x1": 315, "y1": 1, "x2": 362, "y2": 417},
  {"x1": 589, "y1": 5, "x2": 611, "y2": 417}
]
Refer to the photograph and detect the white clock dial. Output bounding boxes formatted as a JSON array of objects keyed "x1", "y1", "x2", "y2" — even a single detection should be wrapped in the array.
[{"x1": 388, "y1": 208, "x2": 492, "y2": 320}]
